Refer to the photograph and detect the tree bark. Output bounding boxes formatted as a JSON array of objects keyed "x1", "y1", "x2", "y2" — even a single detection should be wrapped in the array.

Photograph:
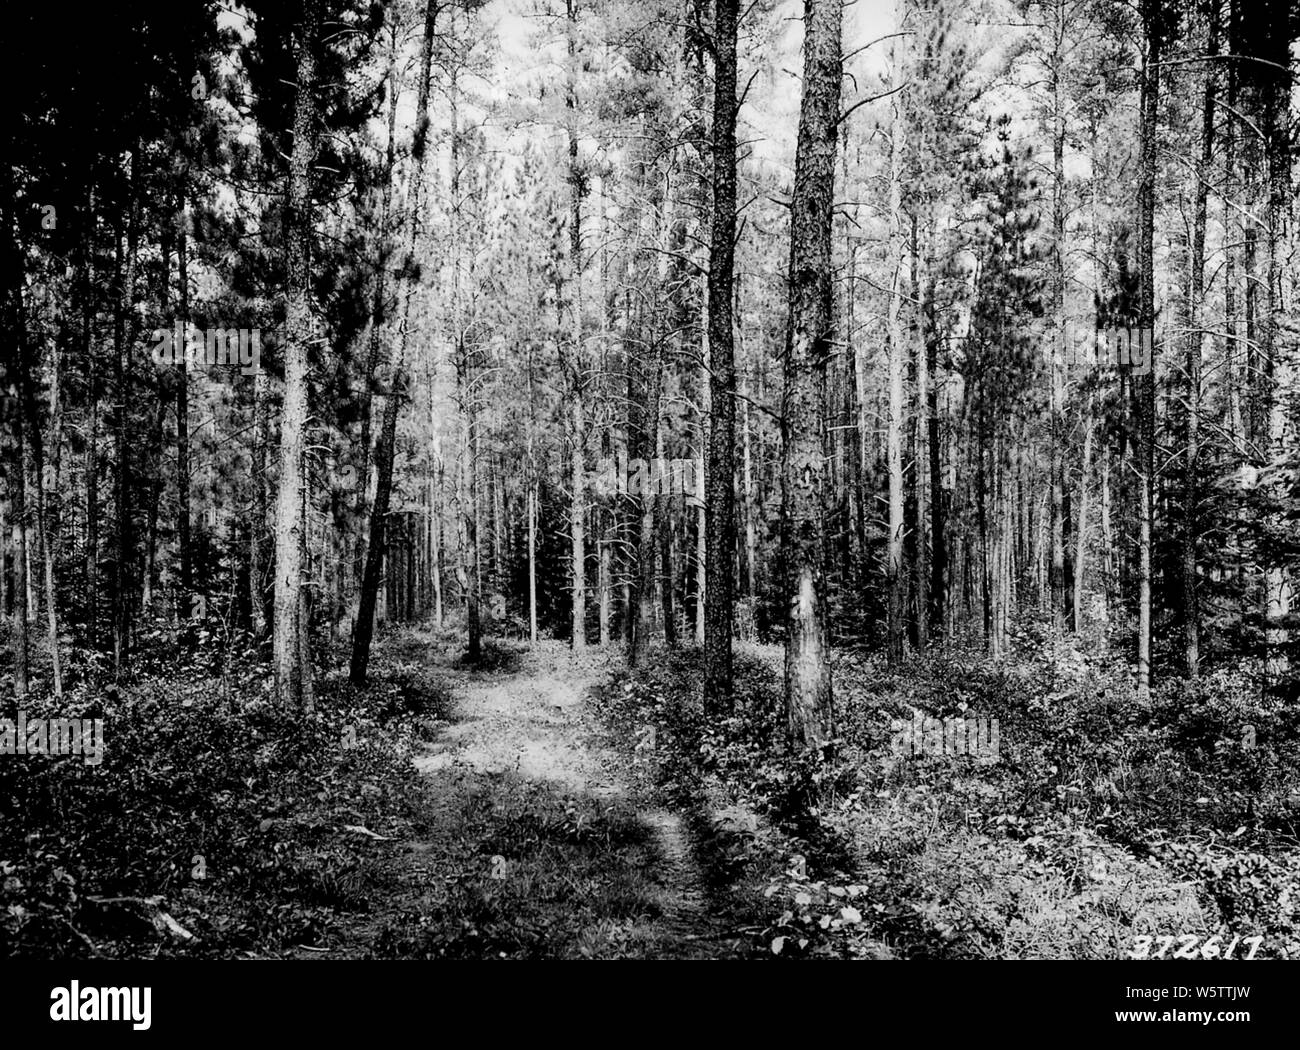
[
  {"x1": 566, "y1": 0, "x2": 587, "y2": 651},
  {"x1": 1183, "y1": 0, "x2": 1216, "y2": 678},
  {"x1": 176, "y1": 195, "x2": 193, "y2": 631},
  {"x1": 903, "y1": 222, "x2": 923, "y2": 658},
  {"x1": 703, "y1": 0, "x2": 739, "y2": 712},
  {"x1": 272, "y1": 0, "x2": 319, "y2": 708},
  {"x1": 112, "y1": 172, "x2": 139, "y2": 677},
  {"x1": 351, "y1": 0, "x2": 439, "y2": 681},
  {"x1": 781, "y1": 0, "x2": 841, "y2": 749},
  {"x1": 1048, "y1": 0, "x2": 1067, "y2": 631},
  {"x1": 885, "y1": 12, "x2": 907, "y2": 666},
  {"x1": 1260, "y1": 0, "x2": 1293, "y2": 680},
  {"x1": 1135, "y1": 0, "x2": 1159, "y2": 703}
]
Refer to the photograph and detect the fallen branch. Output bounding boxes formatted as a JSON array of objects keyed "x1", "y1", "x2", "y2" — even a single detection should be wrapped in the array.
[
  {"x1": 85, "y1": 895, "x2": 196, "y2": 942},
  {"x1": 342, "y1": 824, "x2": 392, "y2": 841}
]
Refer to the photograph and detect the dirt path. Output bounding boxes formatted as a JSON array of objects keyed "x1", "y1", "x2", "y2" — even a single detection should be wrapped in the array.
[
  {"x1": 414, "y1": 643, "x2": 622, "y2": 795},
  {"x1": 371, "y1": 636, "x2": 736, "y2": 958}
]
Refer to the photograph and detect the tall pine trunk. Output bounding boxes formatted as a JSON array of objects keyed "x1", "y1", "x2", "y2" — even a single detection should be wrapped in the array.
[
  {"x1": 272, "y1": 0, "x2": 319, "y2": 709},
  {"x1": 112, "y1": 172, "x2": 139, "y2": 677},
  {"x1": 781, "y1": 0, "x2": 841, "y2": 749},
  {"x1": 1183, "y1": 0, "x2": 1216, "y2": 677},
  {"x1": 885, "y1": 13, "x2": 907, "y2": 666},
  {"x1": 566, "y1": 0, "x2": 587, "y2": 650},
  {"x1": 1135, "y1": 0, "x2": 1159, "y2": 703},
  {"x1": 703, "y1": 0, "x2": 739, "y2": 712},
  {"x1": 176, "y1": 194, "x2": 193, "y2": 630},
  {"x1": 351, "y1": 0, "x2": 439, "y2": 681},
  {"x1": 1048, "y1": 0, "x2": 1067, "y2": 631},
  {"x1": 1261, "y1": 0, "x2": 1293, "y2": 679}
]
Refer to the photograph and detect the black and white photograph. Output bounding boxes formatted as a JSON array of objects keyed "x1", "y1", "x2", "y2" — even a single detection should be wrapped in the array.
[{"x1": 0, "y1": 0, "x2": 1297, "y2": 1030}]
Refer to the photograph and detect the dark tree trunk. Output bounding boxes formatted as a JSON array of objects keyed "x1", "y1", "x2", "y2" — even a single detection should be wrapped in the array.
[
  {"x1": 1135, "y1": 0, "x2": 1160, "y2": 703},
  {"x1": 176, "y1": 192, "x2": 193, "y2": 631},
  {"x1": 1183, "y1": 0, "x2": 1217, "y2": 677},
  {"x1": 703, "y1": 0, "x2": 739, "y2": 714},
  {"x1": 352, "y1": 0, "x2": 439, "y2": 682},
  {"x1": 2, "y1": 181, "x2": 30, "y2": 695}
]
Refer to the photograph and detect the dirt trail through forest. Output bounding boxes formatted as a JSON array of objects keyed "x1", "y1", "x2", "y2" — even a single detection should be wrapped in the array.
[
  {"x1": 414, "y1": 645, "x2": 620, "y2": 794},
  {"x1": 397, "y1": 638, "x2": 731, "y2": 957}
]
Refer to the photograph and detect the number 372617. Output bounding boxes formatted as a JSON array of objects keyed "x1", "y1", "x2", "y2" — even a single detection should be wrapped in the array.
[{"x1": 1129, "y1": 935, "x2": 1263, "y2": 960}]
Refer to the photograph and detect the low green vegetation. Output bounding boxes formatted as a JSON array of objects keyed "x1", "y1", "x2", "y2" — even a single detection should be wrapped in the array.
[{"x1": 604, "y1": 623, "x2": 1300, "y2": 959}]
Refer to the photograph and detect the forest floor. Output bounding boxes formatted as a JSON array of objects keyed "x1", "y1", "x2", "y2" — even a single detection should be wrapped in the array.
[
  {"x1": 4, "y1": 620, "x2": 1299, "y2": 960},
  {"x1": 317, "y1": 634, "x2": 757, "y2": 959}
]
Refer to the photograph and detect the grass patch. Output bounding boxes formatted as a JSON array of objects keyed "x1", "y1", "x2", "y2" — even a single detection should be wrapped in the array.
[{"x1": 371, "y1": 773, "x2": 680, "y2": 959}]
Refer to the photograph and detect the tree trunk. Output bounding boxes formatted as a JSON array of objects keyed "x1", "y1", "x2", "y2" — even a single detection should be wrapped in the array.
[
  {"x1": 1260, "y1": 0, "x2": 1293, "y2": 680},
  {"x1": 630, "y1": 192, "x2": 669, "y2": 667},
  {"x1": 528, "y1": 484, "x2": 537, "y2": 644},
  {"x1": 112, "y1": 181, "x2": 139, "y2": 677},
  {"x1": 1074, "y1": 394, "x2": 1093, "y2": 631},
  {"x1": 703, "y1": 0, "x2": 739, "y2": 710},
  {"x1": 1135, "y1": 0, "x2": 1159, "y2": 703},
  {"x1": 928, "y1": 295, "x2": 945, "y2": 637},
  {"x1": 250, "y1": 368, "x2": 268, "y2": 636},
  {"x1": 781, "y1": 0, "x2": 841, "y2": 750},
  {"x1": 176, "y1": 196, "x2": 193, "y2": 630},
  {"x1": 272, "y1": 0, "x2": 319, "y2": 708},
  {"x1": 81, "y1": 187, "x2": 99, "y2": 646},
  {"x1": 599, "y1": 537, "x2": 612, "y2": 646},
  {"x1": 1048, "y1": 0, "x2": 1067, "y2": 631},
  {"x1": 355, "y1": 30, "x2": 401, "y2": 594},
  {"x1": 9, "y1": 426, "x2": 29, "y2": 697},
  {"x1": 912, "y1": 215, "x2": 929, "y2": 652},
  {"x1": 3, "y1": 186, "x2": 29, "y2": 694},
  {"x1": 885, "y1": 16, "x2": 907, "y2": 666},
  {"x1": 1223, "y1": 18, "x2": 1242, "y2": 453},
  {"x1": 351, "y1": 0, "x2": 438, "y2": 681},
  {"x1": 1183, "y1": 0, "x2": 1216, "y2": 678},
  {"x1": 566, "y1": 0, "x2": 587, "y2": 651}
]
